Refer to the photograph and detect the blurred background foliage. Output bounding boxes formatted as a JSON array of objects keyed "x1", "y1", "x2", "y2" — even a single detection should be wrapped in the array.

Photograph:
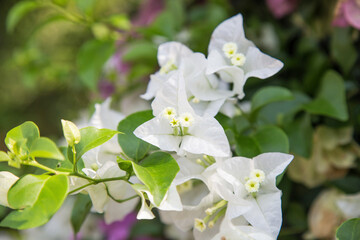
[{"x1": 0, "y1": 0, "x2": 359, "y2": 239}]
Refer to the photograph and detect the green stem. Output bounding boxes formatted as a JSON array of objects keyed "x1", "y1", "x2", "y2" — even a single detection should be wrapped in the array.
[
  {"x1": 70, "y1": 172, "x2": 129, "y2": 184},
  {"x1": 105, "y1": 185, "x2": 138, "y2": 203},
  {"x1": 25, "y1": 160, "x2": 69, "y2": 175},
  {"x1": 68, "y1": 182, "x2": 94, "y2": 195}
]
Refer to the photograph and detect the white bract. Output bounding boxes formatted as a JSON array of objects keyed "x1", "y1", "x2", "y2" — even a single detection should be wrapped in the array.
[
  {"x1": 132, "y1": 183, "x2": 183, "y2": 220},
  {"x1": 0, "y1": 171, "x2": 19, "y2": 208},
  {"x1": 141, "y1": 42, "x2": 193, "y2": 100},
  {"x1": 207, "y1": 14, "x2": 283, "y2": 99},
  {"x1": 212, "y1": 218, "x2": 274, "y2": 240},
  {"x1": 134, "y1": 72, "x2": 231, "y2": 157},
  {"x1": 210, "y1": 153, "x2": 293, "y2": 238}
]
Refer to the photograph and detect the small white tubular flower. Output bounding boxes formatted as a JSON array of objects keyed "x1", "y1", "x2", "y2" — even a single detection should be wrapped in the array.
[
  {"x1": 250, "y1": 169, "x2": 265, "y2": 183},
  {"x1": 231, "y1": 53, "x2": 246, "y2": 67},
  {"x1": 180, "y1": 112, "x2": 194, "y2": 127},
  {"x1": 245, "y1": 179, "x2": 260, "y2": 193},
  {"x1": 222, "y1": 42, "x2": 238, "y2": 58},
  {"x1": 160, "y1": 59, "x2": 177, "y2": 74},
  {"x1": 162, "y1": 107, "x2": 177, "y2": 120},
  {"x1": 169, "y1": 117, "x2": 180, "y2": 128},
  {"x1": 194, "y1": 218, "x2": 207, "y2": 232}
]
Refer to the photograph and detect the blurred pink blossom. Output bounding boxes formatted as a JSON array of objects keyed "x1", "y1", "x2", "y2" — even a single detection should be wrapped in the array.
[
  {"x1": 133, "y1": 0, "x2": 164, "y2": 26},
  {"x1": 333, "y1": 0, "x2": 360, "y2": 30},
  {"x1": 266, "y1": 0, "x2": 298, "y2": 18},
  {"x1": 266, "y1": 0, "x2": 299, "y2": 18}
]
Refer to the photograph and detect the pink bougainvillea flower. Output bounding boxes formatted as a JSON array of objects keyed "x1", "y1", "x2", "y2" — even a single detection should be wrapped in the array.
[
  {"x1": 333, "y1": 0, "x2": 360, "y2": 30},
  {"x1": 266, "y1": 0, "x2": 299, "y2": 18}
]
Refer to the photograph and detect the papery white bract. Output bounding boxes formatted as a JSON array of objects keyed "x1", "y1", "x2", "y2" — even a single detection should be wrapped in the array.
[
  {"x1": 211, "y1": 152, "x2": 293, "y2": 238},
  {"x1": 0, "y1": 171, "x2": 19, "y2": 208},
  {"x1": 337, "y1": 192, "x2": 360, "y2": 219},
  {"x1": 207, "y1": 14, "x2": 284, "y2": 99},
  {"x1": 141, "y1": 42, "x2": 193, "y2": 100},
  {"x1": 135, "y1": 72, "x2": 231, "y2": 157}
]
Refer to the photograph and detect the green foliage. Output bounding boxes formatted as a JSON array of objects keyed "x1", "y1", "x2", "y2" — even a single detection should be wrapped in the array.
[
  {"x1": 122, "y1": 41, "x2": 158, "y2": 63},
  {"x1": 119, "y1": 152, "x2": 179, "y2": 206},
  {"x1": 75, "y1": 0, "x2": 97, "y2": 16},
  {"x1": 74, "y1": 127, "x2": 120, "y2": 160},
  {"x1": 0, "y1": 151, "x2": 11, "y2": 162},
  {"x1": 5, "y1": 121, "x2": 40, "y2": 152},
  {"x1": 71, "y1": 194, "x2": 92, "y2": 234},
  {"x1": 30, "y1": 137, "x2": 65, "y2": 161},
  {"x1": 284, "y1": 114, "x2": 313, "y2": 158},
  {"x1": 0, "y1": 174, "x2": 68, "y2": 229},
  {"x1": 251, "y1": 86, "x2": 294, "y2": 114},
  {"x1": 77, "y1": 39, "x2": 116, "y2": 90},
  {"x1": 336, "y1": 218, "x2": 360, "y2": 240},
  {"x1": 6, "y1": 1, "x2": 42, "y2": 33},
  {"x1": 331, "y1": 28, "x2": 357, "y2": 74},
  {"x1": 304, "y1": 70, "x2": 348, "y2": 121},
  {"x1": 117, "y1": 110, "x2": 156, "y2": 161},
  {"x1": 252, "y1": 126, "x2": 289, "y2": 154}
]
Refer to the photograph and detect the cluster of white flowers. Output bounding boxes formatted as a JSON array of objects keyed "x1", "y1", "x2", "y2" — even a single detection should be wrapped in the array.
[
  {"x1": 133, "y1": 14, "x2": 293, "y2": 240},
  {"x1": 69, "y1": 14, "x2": 293, "y2": 239}
]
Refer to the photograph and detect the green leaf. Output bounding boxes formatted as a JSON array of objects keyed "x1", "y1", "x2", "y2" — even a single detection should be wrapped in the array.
[
  {"x1": 77, "y1": 39, "x2": 115, "y2": 90},
  {"x1": 6, "y1": 1, "x2": 42, "y2": 33},
  {"x1": 71, "y1": 194, "x2": 92, "y2": 234},
  {"x1": 117, "y1": 110, "x2": 156, "y2": 161},
  {"x1": 56, "y1": 147, "x2": 84, "y2": 172},
  {"x1": 331, "y1": 28, "x2": 357, "y2": 74},
  {"x1": 235, "y1": 135, "x2": 260, "y2": 158},
  {"x1": 330, "y1": 176, "x2": 360, "y2": 194},
  {"x1": 119, "y1": 152, "x2": 179, "y2": 206},
  {"x1": 252, "y1": 126, "x2": 289, "y2": 154},
  {"x1": 336, "y1": 218, "x2": 360, "y2": 240},
  {"x1": 1, "y1": 174, "x2": 68, "y2": 229},
  {"x1": 251, "y1": 86, "x2": 293, "y2": 114},
  {"x1": 284, "y1": 114, "x2": 313, "y2": 158},
  {"x1": 122, "y1": 41, "x2": 157, "y2": 63},
  {"x1": 0, "y1": 151, "x2": 11, "y2": 162},
  {"x1": 303, "y1": 70, "x2": 348, "y2": 121},
  {"x1": 5, "y1": 121, "x2": 40, "y2": 152},
  {"x1": 74, "y1": 0, "x2": 97, "y2": 16},
  {"x1": 30, "y1": 137, "x2": 65, "y2": 161},
  {"x1": 75, "y1": 127, "x2": 120, "y2": 160}
]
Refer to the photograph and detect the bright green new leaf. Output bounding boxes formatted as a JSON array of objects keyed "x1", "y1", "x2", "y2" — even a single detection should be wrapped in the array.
[
  {"x1": 77, "y1": 39, "x2": 116, "y2": 90},
  {"x1": 0, "y1": 151, "x2": 11, "y2": 162},
  {"x1": 251, "y1": 86, "x2": 293, "y2": 114},
  {"x1": 5, "y1": 121, "x2": 40, "y2": 152},
  {"x1": 117, "y1": 110, "x2": 156, "y2": 161},
  {"x1": 0, "y1": 174, "x2": 68, "y2": 229},
  {"x1": 71, "y1": 194, "x2": 92, "y2": 234},
  {"x1": 303, "y1": 70, "x2": 348, "y2": 121},
  {"x1": 119, "y1": 152, "x2": 179, "y2": 206},
  {"x1": 75, "y1": 127, "x2": 120, "y2": 160},
  {"x1": 252, "y1": 126, "x2": 289, "y2": 154},
  {"x1": 6, "y1": 1, "x2": 42, "y2": 33},
  {"x1": 30, "y1": 137, "x2": 65, "y2": 161},
  {"x1": 336, "y1": 218, "x2": 360, "y2": 240}
]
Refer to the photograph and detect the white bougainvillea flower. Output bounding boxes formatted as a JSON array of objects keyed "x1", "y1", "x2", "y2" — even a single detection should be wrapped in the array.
[
  {"x1": 212, "y1": 217, "x2": 274, "y2": 240},
  {"x1": 212, "y1": 153, "x2": 293, "y2": 238},
  {"x1": 337, "y1": 192, "x2": 360, "y2": 219},
  {"x1": 70, "y1": 147, "x2": 138, "y2": 224},
  {"x1": 134, "y1": 72, "x2": 231, "y2": 157},
  {"x1": 207, "y1": 14, "x2": 283, "y2": 98},
  {"x1": 132, "y1": 183, "x2": 183, "y2": 220},
  {"x1": 0, "y1": 171, "x2": 19, "y2": 208},
  {"x1": 141, "y1": 41, "x2": 193, "y2": 100}
]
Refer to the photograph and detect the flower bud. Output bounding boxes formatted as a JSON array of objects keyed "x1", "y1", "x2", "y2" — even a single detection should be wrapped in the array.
[{"x1": 61, "y1": 119, "x2": 81, "y2": 146}]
